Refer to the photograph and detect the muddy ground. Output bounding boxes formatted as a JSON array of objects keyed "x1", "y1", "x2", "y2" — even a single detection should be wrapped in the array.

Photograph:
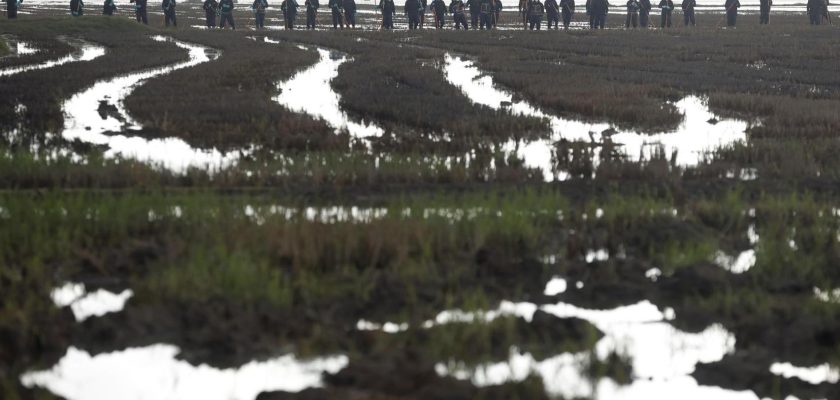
[{"x1": 1, "y1": 7, "x2": 840, "y2": 400}]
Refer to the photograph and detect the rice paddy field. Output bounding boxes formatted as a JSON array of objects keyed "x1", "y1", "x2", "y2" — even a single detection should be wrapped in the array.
[{"x1": 2, "y1": 2, "x2": 840, "y2": 400}]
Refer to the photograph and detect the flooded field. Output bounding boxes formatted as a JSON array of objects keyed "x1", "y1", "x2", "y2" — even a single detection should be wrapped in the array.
[{"x1": 2, "y1": 8, "x2": 840, "y2": 400}]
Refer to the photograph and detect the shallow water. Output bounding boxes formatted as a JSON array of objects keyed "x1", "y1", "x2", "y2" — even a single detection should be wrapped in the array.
[
  {"x1": 443, "y1": 54, "x2": 749, "y2": 181},
  {"x1": 0, "y1": 37, "x2": 105, "y2": 77},
  {"x1": 273, "y1": 45, "x2": 385, "y2": 139},
  {"x1": 0, "y1": 35, "x2": 39, "y2": 56},
  {"x1": 20, "y1": 345, "x2": 348, "y2": 400},
  {"x1": 58, "y1": 36, "x2": 240, "y2": 173},
  {"x1": 51, "y1": 282, "x2": 133, "y2": 322}
]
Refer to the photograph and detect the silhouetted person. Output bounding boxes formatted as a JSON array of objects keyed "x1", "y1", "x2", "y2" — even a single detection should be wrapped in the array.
[
  {"x1": 252, "y1": 0, "x2": 268, "y2": 28},
  {"x1": 406, "y1": 0, "x2": 420, "y2": 28},
  {"x1": 6, "y1": 0, "x2": 20, "y2": 19},
  {"x1": 806, "y1": 0, "x2": 825, "y2": 24},
  {"x1": 493, "y1": 0, "x2": 502, "y2": 26},
  {"x1": 450, "y1": 0, "x2": 468, "y2": 28},
  {"x1": 419, "y1": 0, "x2": 427, "y2": 27},
  {"x1": 585, "y1": 0, "x2": 593, "y2": 27},
  {"x1": 281, "y1": 0, "x2": 298, "y2": 28},
  {"x1": 639, "y1": 0, "x2": 651, "y2": 26},
  {"x1": 659, "y1": 0, "x2": 672, "y2": 27},
  {"x1": 329, "y1": 0, "x2": 343, "y2": 28},
  {"x1": 378, "y1": 0, "x2": 395, "y2": 28},
  {"x1": 681, "y1": 0, "x2": 694, "y2": 25},
  {"x1": 591, "y1": 0, "x2": 607, "y2": 28},
  {"x1": 162, "y1": 0, "x2": 177, "y2": 27},
  {"x1": 304, "y1": 0, "x2": 318, "y2": 29},
  {"x1": 343, "y1": 0, "x2": 355, "y2": 26},
  {"x1": 131, "y1": 0, "x2": 147, "y2": 23},
  {"x1": 520, "y1": 0, "x2": 529, "y2": 27},
  {"x1": 560, "y1": 0, "x2": 574, "y2": 28},
  {"x1": 219, "y1": 0, "x2": 235, "y2": 28},
  {"x1": 546, "y1": 0, "x2": 560, "y2": 28},
  {"x1": 431, "y1": 0, "x2": 446, "y2": 27},
  {"x1": 203, "y1": 0, "x2": 218, "y2": 27},
  {"x1": 70, "y1": 0, "x2": 84, "y2": 16},
  {"x1": 724, "y1": 0, "x2": 739, "y2": 26},
  {"x1": 759, "y1": 0, "x2": 770, "y2": 23},
  {"x1": 626, "y1": 0, "x2": 639, "y2": 27},
  {"x1": 528, "y1": 0, "x2": 545, "y2": 29},
  {"x1": 103, "y1": 0, "x2": 116, "y2": 15},
  {"x1": 466, "y1": 0, "x2": 479, "y2": 27},
  {"x1": 479, "y1": 0, "x2": 494, "y2": 28}
]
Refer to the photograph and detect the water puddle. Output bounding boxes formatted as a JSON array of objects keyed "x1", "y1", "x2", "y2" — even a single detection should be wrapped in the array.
[
  {"x1": 20, "y1": 344, "x2": 348, "y2": 400},
  {"x1": 51, "y1": 282, "x2": 133, "y2": 322},
  {"x1": 769, "y1": 361, "x2": 840, "y2": 385},
  {"x1": 443, "y1": 54, "x2": 749, "y2": 181},
  {"x1": 58, "y1": 36, "x2": 240, "y2": 173},
  {"x1": 0, "y1": 35, "x2": 39, "y2": 56},
  {"x1": 273, "y1": 46, "x2": 384, "y2": 139},
  {"x1": 0, "y1": 37, "x2": 104, "y2": 78}
]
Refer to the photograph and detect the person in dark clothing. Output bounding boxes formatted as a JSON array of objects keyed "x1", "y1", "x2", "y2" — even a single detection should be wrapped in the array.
[
  {"x1": 252, "y1": 0, "x2": 268, "y2": 28},
  {"x1": 639, "y1": 0, "x2": 650, "y2": 26},
  {"x1": 466, "y1": 0, "x2": 479, "y2": 28},
  {"x1": 724, "y1": 0, "x2": 739, "y2": 26},
  {"x1": 282, "y1": 0, "x2": 298, "y2": 29},
  {"x1": 329, "y1": 0, "x2": 343, "y2": 28},
  {"x1": 625, "y1": 0, "x2": 639, "y2": 27},
  {"x1": 130, "y1": 0, "x2": 148, "y2": 23},
  {"x1": 378, "y1": 0, "x2": 395, "y2": 28},
  {"x1": 342, "y1": 0, "x2": 355, "y2": 27},
  {"x1": 585, "y1": 0, "x2": 593, "y2": 27},
  {"x1": 806, "y1": 0, "x2": 821, "y2": 24},
  {"x1": 493, "y1": 0, "x2": 502, "y2": 26},
  {"x1": 219, "y1": 0, "x2": 235, "y2": 28},
  {"x1": 759, "y1": 0, "x2": 770, "y2": 23},
  {"x1": 406, "y1": 0, "x2": 420, "y2": 28},
  {"x1": 546, "y1": 0, "x2": 560, "y2": 28},
  {"x1": 450, "y1": 0, "x2": 469, "y2": 28},
  {"x1": 527, "y1": 0, "x2": 544, "y2": 29},
  {"x1": 419, "y1": 0, "x2": 427, "y2": 27},
  {"x1": 659, "y1": 0, "x2": 672, "y2": 27},
  {"x1": 519, "y1": 0, "x2": 529, "y2": 27},
  {"x1": 162, "y1": 0, "x2": 177, "y2": 27},
  {"x1": 681, "y1": 0, "x2": 694, "y2": 25},
  {"x1": 591, "y1": 0, "x2": 607, "y2": 28},
  {"x1": 6, "y1": 0, "x2": 20, "y2": 19},
  {"x1": 203, "y1": 0, "x2": 218, "y2": 27},
  {"x1": 103, "y1": 0, "x2": 116, "y2": 15},
  {"x1": 479, "y1": 0, "x2": 494, "y2": 28},
  {"x1": 560, "y1": 0, "x2": 574, "y2": 28},
  {"x1": 70, "y1": 0, "x2": 84, "y2": 16},
  {"x1": 304, "y1": 0, "x2": 318, "y2": 28},
  {"x1": 431, "y1": 0, "x2": 446, "y2": 27}
]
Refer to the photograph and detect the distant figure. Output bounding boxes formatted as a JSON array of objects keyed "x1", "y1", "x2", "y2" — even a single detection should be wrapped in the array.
[
  {"x1": 203, "y1": 0, "x2": 218, "y2": 28},
  {"x1": 406, "y1": 0, "x2": 420, "y2": 28},
  {"x1": 591, "y1": 0, "x2": 607, "y2": 28},
  {"x1": 419, "y1": 0, "x2": 427, "y2": 27},
  {"x1": 479, "y1": 0, "x2": 494, "y2": 28},
  {"x1": 681, "y1": 0, "x2": 694, "y2": 25},
  {"x1": 252, "y1": 0, "x2": 268, "y2": 28},
  {"x1": 659, "y1": 0, "x2": 672, "y2": 27},
  {"x1": 585, "y1": 0, "x2": 593, "y2": 27},
  {"x1": 519, "y1": 0, "x2": 529, "y2": 27},
  {"x1": 343, "y1": 0, "x2": 355, "y2": 27},
  {"x1": 806, "y1": 0, "x2": 825, "y2": 24},
  {"x1": 527, "y1": 0, "x2": 545, "y2": 28},
  {"x1": 281, "y1": 0, "x2": 298, "y2": 29},
  {"x1": 6, "y1": 0, "x2": 20, "y2": 19},
  {"x1": 102, "y1": 0, "x2": 116, "y2": 15},
  {"x1": 304, "y1": 0, "x2": 318, "y2": 29},
  {"x1": 378, "y1": 0, "x2": 395, "y2": 28},
  {"x1": 626, "y1": 0, "x2": 639, "y2": 27},
  {"x1": 450, "y1": 0, "x2": 469, "y2": 28},
  {"x1": 70, "y1": 0, "x2": 84, "y2": 16},
  {"x1": 431, "y1": 0, "x2": 446, "y2": 27},
  {"x1": 219, "y1": 0, "x2": 236, "y2": 28},
  {"x1": 724, "y1": 0, "x2": 739, "y2": 26},
  {"x1": 639, "y1": 0, "x2": 651, "y2": 26},
  {"x1": 560, "y1": 0, "x2": 574, "y2": 28},
  {"x1": 162, "y1": 0, "x2": 177, "y2": 27},
  {"x1": 329, "y1": 0, "x2": 343, "y2": 28},
  {"x1": 131, "y1": 0, "x2": 147, "y2": 24},
  {"x1": 759, "y1": 0, "x2": 770, "y2": 23},
  {"x1": 546, "y1": 0, "x2": 560, "y2": 28},
  {"x1": 467, "y1": 0, "x2": 479, "y2": 27}
]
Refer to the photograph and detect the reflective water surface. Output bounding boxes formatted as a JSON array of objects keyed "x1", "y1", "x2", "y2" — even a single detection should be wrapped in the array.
[{"x1": 0, "y1": 37, "x2": 105, "y2": 77}]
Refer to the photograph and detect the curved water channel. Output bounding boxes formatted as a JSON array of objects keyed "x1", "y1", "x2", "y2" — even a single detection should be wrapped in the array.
[
  {"x1": 0, "y1": 37, "x2": 105, "y2": 77},
  {"x1": 57, "y1": 36, "x2": 241, "y2": 173},
  {"x1": 443, "y1": 54, "x2": 750, "y2": 181}
]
